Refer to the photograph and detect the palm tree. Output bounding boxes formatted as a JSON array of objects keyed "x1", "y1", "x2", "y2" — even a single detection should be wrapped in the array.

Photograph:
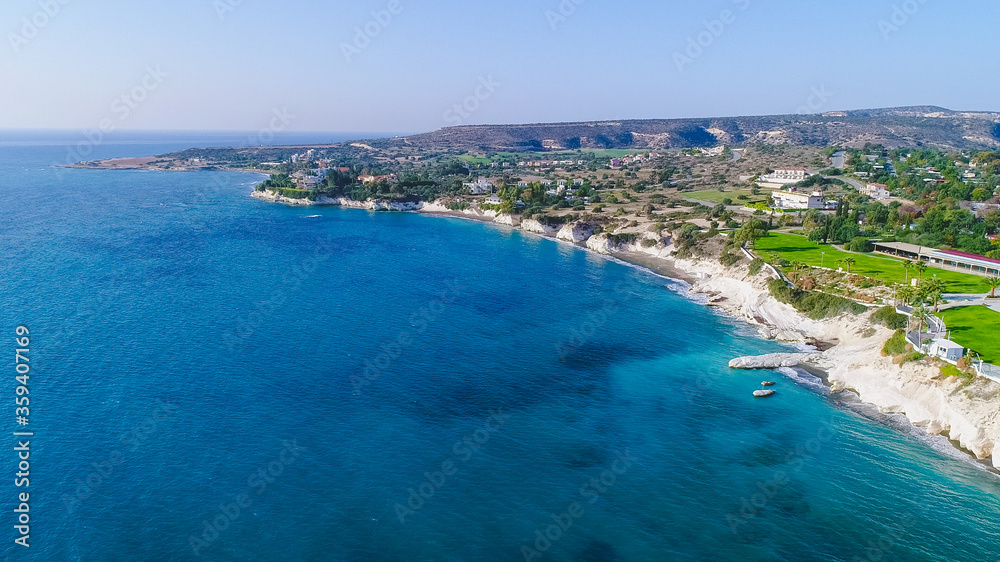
[
  {"x1": 919, "y1": 278, "x2": 946, "y2": 311},
  {"x1": 789, "y1": 261, "x2": 802, "y2": 282},
  {"x1": 912, "y1": 305, "x2": 931, "y2": 349},
  {"x1": 986, "y1": 276, "x2": 1000, "y2": 298},
  {"x1": 843, "y1": 257, "x2": 856, "y2": 274},
  {"x1": 915, "y1": 260, "x2": 928, "y2": 283},
  {"x1": 902, "y1": 260, "x2": 914, "y2": 283},
  {"x1": 897, "y1": 285, "x2": 915, "y2": 306}
]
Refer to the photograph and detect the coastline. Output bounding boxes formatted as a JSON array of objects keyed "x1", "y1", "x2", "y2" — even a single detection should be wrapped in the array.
[{"x1": 252, "y1": 190, "x2": 1000, "y2": 470}]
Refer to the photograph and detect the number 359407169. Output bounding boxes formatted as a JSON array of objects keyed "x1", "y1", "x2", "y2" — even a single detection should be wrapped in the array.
[{"x1": 15, "y1": 326, "x2": 29, "y2": 423}]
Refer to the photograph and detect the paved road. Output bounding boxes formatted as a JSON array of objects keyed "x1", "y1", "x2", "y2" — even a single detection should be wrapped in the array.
[
  {"x1": 730, "y1": 149, "x2": 743, "y2": 163},
  {"x1": 831, "y1": 151, "x2": 845, "y2": 169}
]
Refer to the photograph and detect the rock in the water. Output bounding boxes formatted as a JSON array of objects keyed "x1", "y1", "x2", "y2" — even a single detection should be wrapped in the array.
[
  {"x1": 761, "y1": 381, "x2": 776, "y2": 387},
  {"x1": 753, "y1": 389, "x2": 776, "y2": 398},
  {"x1": 729, "y1": 353, "x2": 819, "y2": 370}
]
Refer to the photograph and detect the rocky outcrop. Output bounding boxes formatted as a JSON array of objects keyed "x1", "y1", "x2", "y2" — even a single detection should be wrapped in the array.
[
  {"x1": 520, "y1": 219, "x2": 560, "y2": 235},
  {"x1": 252, "y1": 190, "x2": 422, "y2": 210},
  {"x1": 729, "y1": 353, "x2": 820, "y2": 370},
  {"x1": 586, "y1": 234, "x2": 617, "y2": 255},
  {"x1": 493, "y1": 214, "x2": 516, "y2": 226},
  {"x1": 556, "y1": 222, "x2": 596, "y2": 243}
]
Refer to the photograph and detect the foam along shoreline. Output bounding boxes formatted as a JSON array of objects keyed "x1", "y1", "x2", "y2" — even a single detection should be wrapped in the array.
[{"x1": 252, "y1": 191, "x2": 1000, "y2": 470}]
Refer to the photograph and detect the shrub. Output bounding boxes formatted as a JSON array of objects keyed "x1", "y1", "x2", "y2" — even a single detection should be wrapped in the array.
[
  {"x1": 940, "y1": 364, "x2": 975, "y2": 381},
  {"x1": 871, "y1": 306, "x2": 908, "y2": 330},
  {"x1": 848, "y1": 237, "x2": 872, "y2": 253},
  {"x1": 749, "y1": 258, "x2": 765, "y2": 276},
  {"x1": 720, "y1": 252, "x2": 743, "y2": 267},
  {"x1": 897, "y1": 351, "x2": 926, "y2": 366},
  {"x1": 769, "y1": 279, "x2": 867, "y2": 320},
  {"x1": 883, "y1": 330, "x2": 908, "y2": 356},
  {"x1": 640, "y1": 238, "x2": 657, "y2": 248},
  {"x1": 277, "y1": 188, "x2": 317, "y2": 201}
]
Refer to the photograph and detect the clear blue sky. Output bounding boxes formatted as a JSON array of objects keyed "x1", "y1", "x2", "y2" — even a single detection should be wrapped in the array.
[{"x1": 1, "y1": 0, "x2": 997, "y2": 135}]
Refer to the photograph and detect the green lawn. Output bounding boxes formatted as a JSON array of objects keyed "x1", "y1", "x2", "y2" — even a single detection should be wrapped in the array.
[
  {"x1": 686, "y1": 189, "x2": 768, "y2": 205},
  {"x1": 939, "y1": 306, "x2": 1000, "y2": 364},
  {"x1": 754, "y1": 233, "x2": 988, "y2": 293}
]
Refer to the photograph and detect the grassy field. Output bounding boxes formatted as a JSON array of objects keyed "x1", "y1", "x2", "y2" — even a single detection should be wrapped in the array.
[
  {"x1": 754, "y1": 233, "x2": 987, "y2": 293},
  {"x1": 939, "y1": 306, "x2": 1000, "y2": 364},
  {"x1": 685, "y1": 189, "x2": 768, "y2": 205}
]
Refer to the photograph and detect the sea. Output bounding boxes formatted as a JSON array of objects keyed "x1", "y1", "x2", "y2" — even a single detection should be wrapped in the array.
[{"x1": 1, "y1": 131, "x2": 1000, "y2": 561}]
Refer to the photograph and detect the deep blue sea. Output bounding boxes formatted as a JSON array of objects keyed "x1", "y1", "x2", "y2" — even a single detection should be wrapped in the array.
[{"x1": 2, "y1": 133, "x2": 1000, "y2": 561}]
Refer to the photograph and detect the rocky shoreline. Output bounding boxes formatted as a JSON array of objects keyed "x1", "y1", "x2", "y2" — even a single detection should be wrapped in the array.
[{"x1": 253, "y1": 191, "x2": 1000, "y2": 469}]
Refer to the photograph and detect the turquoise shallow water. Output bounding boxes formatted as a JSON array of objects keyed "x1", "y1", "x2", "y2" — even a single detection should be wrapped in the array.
[{"x1": 2, "y1": 137, "x2": 1000, "y2": 561}]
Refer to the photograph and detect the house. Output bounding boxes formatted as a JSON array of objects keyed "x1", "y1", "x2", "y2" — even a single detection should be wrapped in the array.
[
  {"x1": 926, "y1": 339, "x2": 966, "y2": 363},
  {"x1": 463, "y1": 178, "x2": 494, "y2": 195},
  {"x1": 761, "y1": 168, "x2": 810, "y2": 185},
  {"x1": 485, "y1": 195, "x2": 502, "y2": 205},
  {"x1": 861, "y1": 183, "x2": 891, "y2": 200},
  {"x1": 358, "y1": 174, "x2": 398, "y2": 184},
  {"x1": 574, "y1": 179, "x2": 585, "y2": 186},
  {"x1": 772, "y1": 190, "x2": 825, "y2": 210}
]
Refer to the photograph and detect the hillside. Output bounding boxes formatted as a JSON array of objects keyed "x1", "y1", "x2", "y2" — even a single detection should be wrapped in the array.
[{"x1": 392, "y1": 106, "x2": 1000, "y2": 152}]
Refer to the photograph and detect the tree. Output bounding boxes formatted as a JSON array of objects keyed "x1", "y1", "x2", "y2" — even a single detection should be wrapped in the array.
[
  {"x1": 912, "y1": 305, "x2": 931, "y2": 349},
  {"x1": 902, "y1": 260, "x2": 914, "y2": 283},
  {"x1": 842, "y1": 257, "x2": 856, "y2": 274},
  {"x1": 734, "y1": 219, "x2": 768, "y2": 250},
  {"x1": 985, "y1": 276, "x2": 1000, "y2": 298},
  {"x1": 919, "y1": 278, "x2": 946, "y2": 312},
  {"x1": 789, "y1": 261, "x2": 804, "y2": 282},
  {"x1": 897, "y1": 285, "x2": 915, "y2": 306},
  {"x1": 915, "y1": 261, "x2": 928, "y2": 282}
]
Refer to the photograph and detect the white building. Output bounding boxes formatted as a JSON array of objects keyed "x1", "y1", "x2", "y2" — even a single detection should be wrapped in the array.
[
  {"x1": 772, "y1": 190, "x2": 825, "y2": 210},
  {"x1": 926, "y1": 339, "x2": 965, "y2": 363},
  {"x1": 463, "y1": 178, "x2": 494, "y2": 195},
  {"x1": 761, "y1": 168, "x2": 810, "y2": 185},
  {"x1": 861, "y1": 183, "x2": 891, "y2": 200}
]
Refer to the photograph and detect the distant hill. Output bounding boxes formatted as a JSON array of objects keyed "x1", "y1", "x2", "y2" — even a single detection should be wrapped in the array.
[{"x1": 396, "y1": 107, "x2": 1000, "y2": 152}]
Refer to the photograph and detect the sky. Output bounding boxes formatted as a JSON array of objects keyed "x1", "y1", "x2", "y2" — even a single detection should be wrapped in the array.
[{"x1": 1, "y1": 0, "x2": 998, "y2": 135}]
